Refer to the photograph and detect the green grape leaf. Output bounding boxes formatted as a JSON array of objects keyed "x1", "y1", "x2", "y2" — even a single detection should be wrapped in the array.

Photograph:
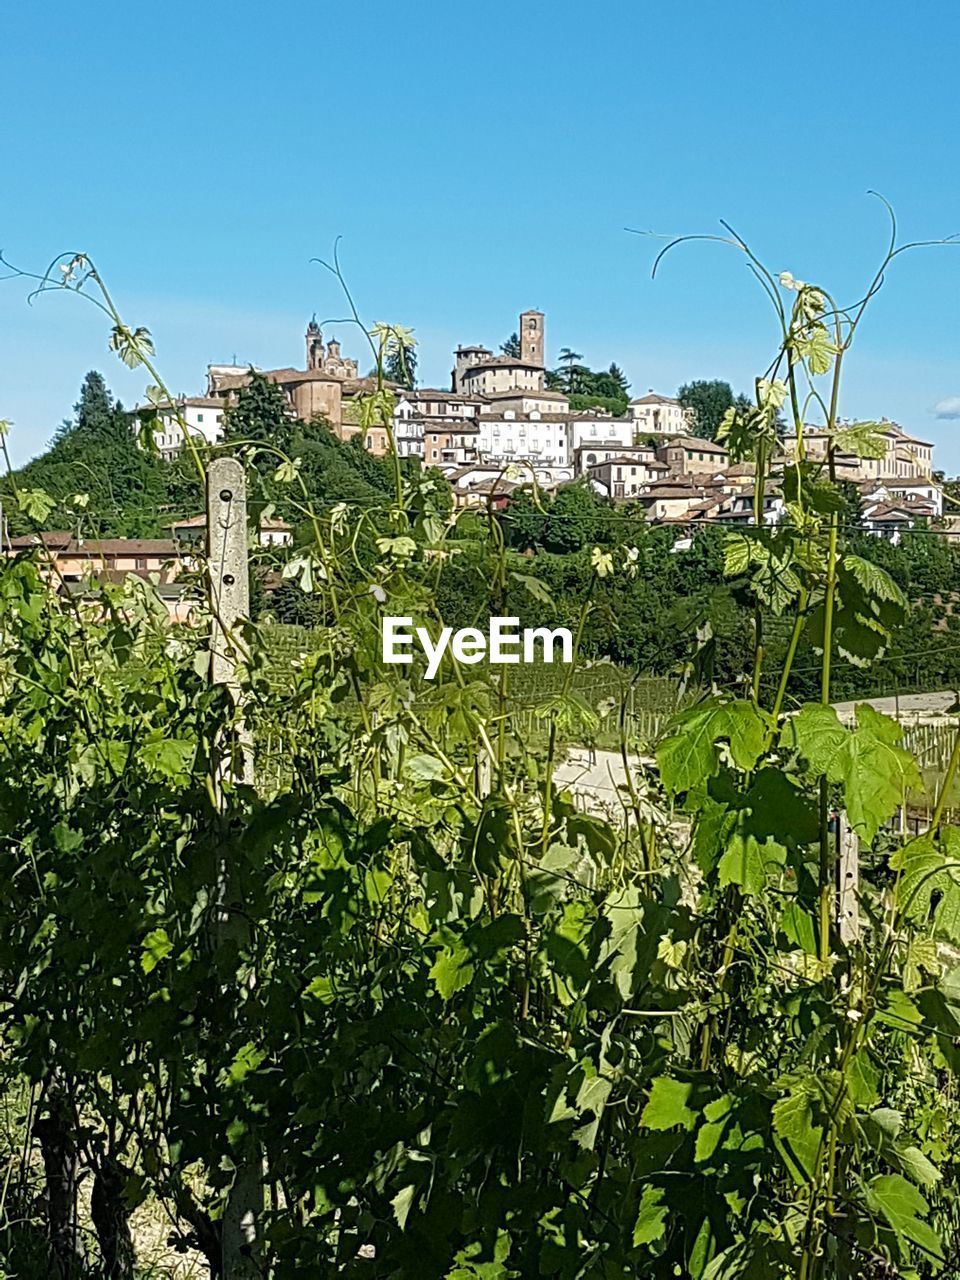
[
  {"x1": 864, "y1": 1173, "x2": 944, "y2": 1263},
  {"x1": 633, "y1": 1185, "x2": 669, "y2": 1248},
  {"x1": 641, "y1": 1077, "x2": 697, "y2": 1132},
  {"x1": 718, "y1": 832, "x2": 786, "y2": 896},
  {"x1": 772, "y1": 1084, "x2": 822, "y2": 1184},
  {"x1": 842, "y1": 554, "x2": 907, "y2": 608},
  {"x1": 17, "y1": 489, "x2": 56, "y2": 523},
  {"x1": 657, "y1": 700, "x2": 768, "y2": 794},
  {"x1": 898, "y1": 1146, "x2": 941, "y2": 1189},
  {"x1": 429, "y1": 943, "x2": 474, "y2": 1000},
  {"x1": 784, "y1": 703, "x2": 847, "y2": 776}
]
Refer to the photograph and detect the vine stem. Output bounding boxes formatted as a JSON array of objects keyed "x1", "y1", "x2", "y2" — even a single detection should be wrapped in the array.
[
  {"x1": 770, "y1": 587, "x2": 809, "y2": 725},
  {"x1": 817, "y1": 513, "x2": 839, "y2": 965},
  {"x1": 540, "y1": 577, "x2": 595, "y2": 857},
  {"x1": 931, "y1": 724, "x2": 960, "y2": 831}
]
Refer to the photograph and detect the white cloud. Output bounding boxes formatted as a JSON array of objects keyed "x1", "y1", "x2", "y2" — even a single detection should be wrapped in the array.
[{"x1": 933, "y1": 396, "x2": 960, "y2": 419}]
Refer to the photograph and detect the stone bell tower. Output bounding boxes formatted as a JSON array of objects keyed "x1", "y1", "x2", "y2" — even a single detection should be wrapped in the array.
[
  {"x1": 519, "y1": 310, "x2": 545, "y2": 368},
  {"x1": 306, "y1": 316, "x2": 325, "y2": 370}
]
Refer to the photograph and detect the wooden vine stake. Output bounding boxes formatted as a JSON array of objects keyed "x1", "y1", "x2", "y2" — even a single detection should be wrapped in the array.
[
  {"x1": 206, "y1": 457, "x2": 261, "y2": 1279},
  {"x1": 837, "y1": 812, "x2": 860, "y2": 946}
]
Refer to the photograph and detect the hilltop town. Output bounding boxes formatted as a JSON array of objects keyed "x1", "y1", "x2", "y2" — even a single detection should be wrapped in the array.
[{"x1": 133, "y1": 309, "x2": 944, "y2": 541}]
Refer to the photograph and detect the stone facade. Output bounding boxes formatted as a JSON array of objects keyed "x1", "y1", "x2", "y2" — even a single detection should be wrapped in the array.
[
  {"x1": 305, "y1": 319, "x2": 359, "y2": 379},
  {"x1": 452, "y1": 310, "x2": 547, "y2": 396},
  {"x1": 519, "y1": 310, "x2": 545, "y2": 366},
  {"x1": 656, "y1": 435, "x2": 730, "y2": 475}
]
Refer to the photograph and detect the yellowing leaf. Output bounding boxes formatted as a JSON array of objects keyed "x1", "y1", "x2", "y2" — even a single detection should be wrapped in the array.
[{"x1": 141, "y1": 927, "x2": 172, "y2": 974}]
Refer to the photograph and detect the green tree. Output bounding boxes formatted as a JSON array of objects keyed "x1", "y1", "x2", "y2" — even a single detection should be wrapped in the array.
[
  {"x1": 221, "y1": 370, "x2": 294, "y2": 460},
  {"x1": 557, "y1": 347, "x2": 584, "y2": 393},
  {"x1": 500, "y1": 332, "x2": 521, "y2": 358},
  {"x1": 567, "y1": 393, "x2": 629, "y2": 415},
  {"x1": 607, "y1": 361, "x2": 630, "y2": 396},
  {"x1": 384, "y1": 342, "x2": 418, "y2": 389},
  {"x1": 2, "y1": 371, "x2": 169, "y2": 537},
  {"x1": 677, "y1": 379, "x2": 736, "y2": 440},
  {"x1": 370, "y1": 322, "x2": 418, "y2": 391},
  {"x1": 545, "y1": 356, "x2": 628, "y2": 412}
]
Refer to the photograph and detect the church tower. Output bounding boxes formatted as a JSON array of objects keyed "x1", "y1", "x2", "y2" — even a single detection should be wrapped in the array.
[
  {"x1": 519, "y1": 310, "x2": 544, "y2": 368},
  {"x1": 306, "y1": 316, "x2": 325, "y2": 371}
]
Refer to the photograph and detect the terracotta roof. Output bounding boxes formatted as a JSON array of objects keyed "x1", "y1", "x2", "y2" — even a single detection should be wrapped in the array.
[
  {"x1": 424, "y1": 423, "x2": 480, "y2": 436},
  {"x1": 481, "y1": 389, "x2": 569, "y2": 402},
  {"x1": 169, "y1": 514, "x2": 291, "y2": 531},
  {"x1": 133, "y1": 396, "x2": 224, "y2": 413},
  {"x1": 630, "y1": 392, "x2": 682, "y2": 406},
  {"x1": 462, "y1": 358, "x2": 544, "y2": 375},
  {"x1": 640, "y1": 482, "x2": 719, "y2": 499},
  {"x1": 588, "y1": 456, "x2": 668, "y2": 469},
  {"x1": 8, "y1": 535, "x2": 179, "y2": 556},
  {"x1": 575, "y1": 443, "x2": 653, "y2": 455},
  {"x1": 465, "y1": 479, "x2": 521, "y2": 494},
  {"x1": 6, "y1": 530, "x2": 73, "y2": 548},
  {"x1": 411, "y1": 388, "x2": 486, "y2": 403},
  {"x1": 661, "y1": 435, "x2": 728, "y2": 453},
  {"x1": 866, "y1": 502, "x2": 936, "y2": 522}
]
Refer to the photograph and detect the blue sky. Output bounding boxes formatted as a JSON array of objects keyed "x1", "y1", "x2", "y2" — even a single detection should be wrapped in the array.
[{"x1": 3, "y1": 1, "x2": 960, "y2": 467}]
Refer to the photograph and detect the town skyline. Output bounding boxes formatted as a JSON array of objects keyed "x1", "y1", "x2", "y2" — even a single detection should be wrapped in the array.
[
  {"x1": 4, "y1": 279, "x2": 958, "y2": 476},
  {"x1": 4, "y1": 1, "x2": 960, "y2": 468}
]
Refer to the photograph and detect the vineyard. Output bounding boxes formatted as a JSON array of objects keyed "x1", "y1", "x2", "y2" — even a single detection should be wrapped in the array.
[{"x1": 5, "y1": 228, "x2": 960, "y2": 1280}]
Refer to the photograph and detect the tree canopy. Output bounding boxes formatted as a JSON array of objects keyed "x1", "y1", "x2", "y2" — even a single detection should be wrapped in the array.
[
  {"x1": 545, "y1": 355, "x2": 630, "y2": 412},
  {"x1": 1, "y1": 371, "x2": 170, "y2": 537},
  {"x1": 677, "y1": 379, "x2": 736, "y2": 440}
]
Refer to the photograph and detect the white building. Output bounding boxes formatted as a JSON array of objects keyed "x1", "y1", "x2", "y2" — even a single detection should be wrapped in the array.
[
  {"x1": 573, "y1": 441, "x2": 659, "y2": 477},
  {"x1": 587, "y1": 454, "x2": 670, "y2": 498},
  {"x1": 444, "y1": 463, "x2": 571, "y2": 508},
  {"x1": 169, "y1": 513, "x2": 293, "y2": 547},
  {"x1": 569, "y1": 415, "x2": 636, "y2": 463},
  {"x1": 862, "y1": 478, "x2": 943, "y2": 518},
  {"x1": 790, "y1": 421, "x2": 935, "y2": 482},
  {"x1": 629, "y1": 391, "x2": 692, "y2": 436},
  {"x1": 393, "y1": 407, "x2": 425, "y2": 459},
  {"x1": 404, "y1": 388, "x2": 485, "y2": 419},
  {"x1": 475, "y1": 412, "x2": 570, "y2": 466},
  {"x1": 133, "y1": 396, "x2": 226, "y2": 460}
]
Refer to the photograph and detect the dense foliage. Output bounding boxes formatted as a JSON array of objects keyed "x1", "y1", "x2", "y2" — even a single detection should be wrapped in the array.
[
  {"x1": 0, "y1": 372, "x2": 170, "y2": 537},
  {"x1": 4, "y1": 232, "x2": 960, "y2": 1280},
  {"x1": 678, "y1": 380, "x2": 755, "y2": 441},
  {"x1": 544, "y1": 351, "x2": 631, "y2": 412}
]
